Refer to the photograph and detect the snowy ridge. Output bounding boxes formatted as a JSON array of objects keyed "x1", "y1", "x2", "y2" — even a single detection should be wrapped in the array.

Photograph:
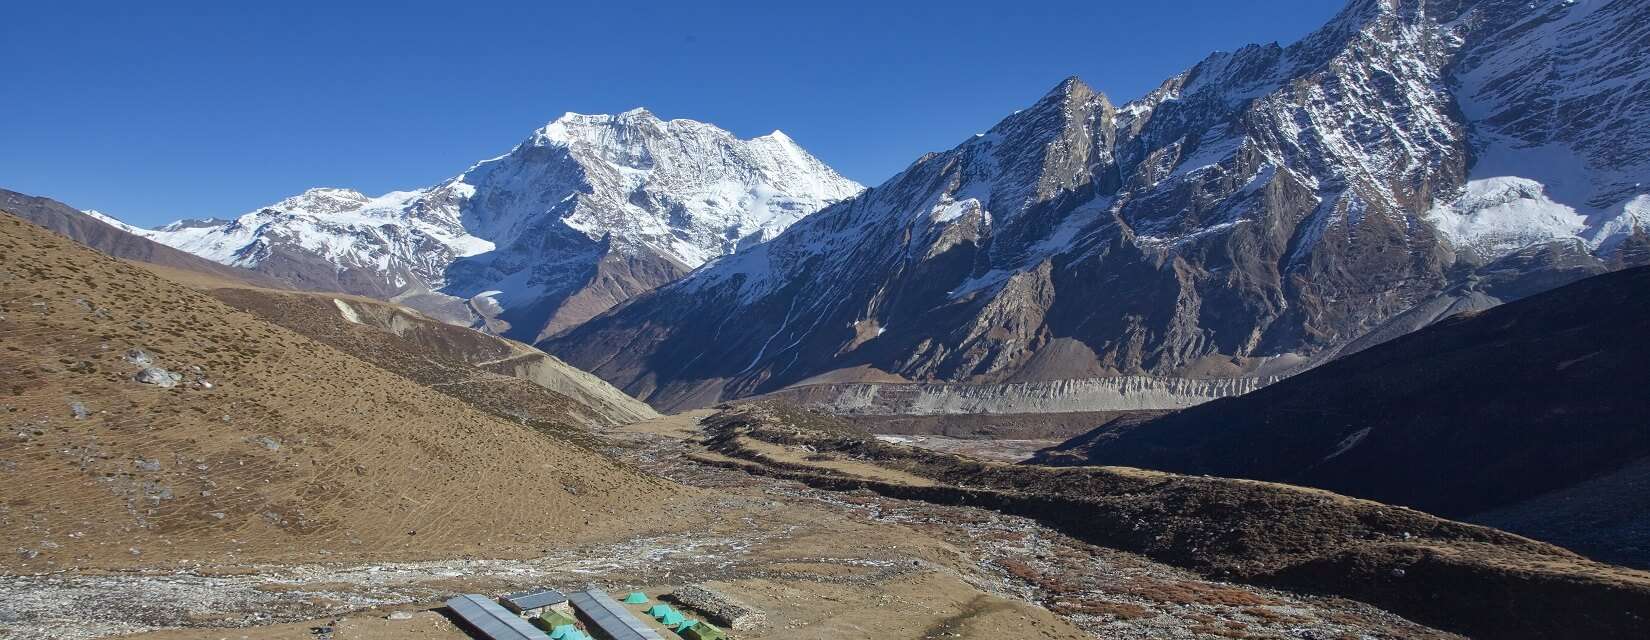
[
  {"x1": 97, "y1": 109, "x2": 860, "y2": 339},
  {"x1": 1425, "y1": 177, "x2": 1590, "y2": 260},
  {"x1": 1433, "y1": 0, "x2": 1650, "y2": 260},
  {"x1": 124, "y1": 188, "x2": 491, "y2": 276}
]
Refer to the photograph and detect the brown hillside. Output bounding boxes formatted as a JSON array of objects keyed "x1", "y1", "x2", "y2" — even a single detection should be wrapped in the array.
[
  {"x1": 0, "y1": 212, "x2": 681, "y2": 571},
  {"x1": 207, "y1": 287, "x2": 657, "y2": 433}
]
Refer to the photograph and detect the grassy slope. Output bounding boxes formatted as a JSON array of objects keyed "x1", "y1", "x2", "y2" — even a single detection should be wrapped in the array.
[
  {"x1": 208, "y1": 287, "x2": 657, "y2": 433},
  {"x1": 0, "y1": 212, "x2": 682, "y2": 571}
]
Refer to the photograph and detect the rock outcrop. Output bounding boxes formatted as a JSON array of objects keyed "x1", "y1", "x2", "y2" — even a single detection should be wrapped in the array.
[{"x1": 753, "y1": 376, "x2": 1278, "y2": 415}]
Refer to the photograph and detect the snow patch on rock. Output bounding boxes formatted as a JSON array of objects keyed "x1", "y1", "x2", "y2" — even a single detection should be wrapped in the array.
[
  {"x1": 332, "y1": 299, "x2": 363, "y2": 325},
  {"x1": 1426, "y1": 178, "x2": 1588, "y2": 260}
]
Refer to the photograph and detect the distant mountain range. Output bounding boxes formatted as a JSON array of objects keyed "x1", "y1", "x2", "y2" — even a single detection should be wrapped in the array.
[
  {"x1": 0, "y1": 188, "x2": 287, "y2": 289},
  {"x1": 547, "y1": 0, "x2": 1650, "y2": 409},
  {"x1": 91, "y1": 109, "x2": 860, "y2": 342},
  {"x1": 21, "y1": 0, "x2": 1650, "y2": 413},
  {"x1": 1039, "y1": 264, "x2": 1650, "y2": 569}
]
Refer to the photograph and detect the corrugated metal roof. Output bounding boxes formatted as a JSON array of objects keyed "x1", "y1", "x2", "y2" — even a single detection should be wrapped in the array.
[
  {"x1": 569, "y1": 589, "x2": 665, "y2": 640},
  {"x1": 501, "y1": 587, "x2": 568, "y2": 612},
  {"x1": 446, "y1": 594, "x2": 546, "y2": 640}
]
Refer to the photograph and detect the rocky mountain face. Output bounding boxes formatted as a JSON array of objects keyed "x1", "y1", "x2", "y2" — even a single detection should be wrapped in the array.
[
  {"x1": 1037, "y1": 265, "x2": 1650, "y2": 569},
  {"x1": 105, "y1": 110, "x2": 861, "y2": 342},
  {"x1": 547, "y1": 0, "x2": 1650, "y2": 410}
]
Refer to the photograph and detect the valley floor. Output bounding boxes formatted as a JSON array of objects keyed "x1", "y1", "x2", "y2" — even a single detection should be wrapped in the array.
[
  {"x1": 3, "y1": 412, "x2": 1453, "y2": 640},
  {"x1": 873, "y1": 433, "x2": 1063, "y2": 463}
]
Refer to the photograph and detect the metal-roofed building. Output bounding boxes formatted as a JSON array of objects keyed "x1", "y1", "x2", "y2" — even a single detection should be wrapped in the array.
[
  {"x1": 445, "y1": 594, "x2": 546, "y2": 640},
  {"x1": 569, "y1": 589, "x2": 666, "y2": 640},
  {"x1": 501, "y1": 587, "x2": 568, "y2": 616}
]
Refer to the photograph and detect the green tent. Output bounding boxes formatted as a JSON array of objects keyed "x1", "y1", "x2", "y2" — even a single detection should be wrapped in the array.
[
  {"x1": 644, "y1": 604, "x2": 675, "y2": 618},
  {"x1": 659, "y1": 610, "x2": 686, "y2": 626},
  {"x1": 681, "y1": 621, "x2": 727, "y2": 640},
  {"x1": 676, "y1": 619, "x2": 700, "y2": 632},
  {"x1": 623, "y1": 591, "x2": 649, "y2": 604},
  {"x1": 533, "y1": 612, "x2": 577, "y2": 632}
]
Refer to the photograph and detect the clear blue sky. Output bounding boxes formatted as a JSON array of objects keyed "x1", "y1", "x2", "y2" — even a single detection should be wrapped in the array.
[{"x1": 2, "y1": 0, "x2": 1342, "y2": 227}]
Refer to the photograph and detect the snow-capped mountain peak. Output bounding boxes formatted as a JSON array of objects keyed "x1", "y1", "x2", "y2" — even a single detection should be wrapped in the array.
[{"x1": 101, "y1": 109, "x2": 862, "y2": 341}]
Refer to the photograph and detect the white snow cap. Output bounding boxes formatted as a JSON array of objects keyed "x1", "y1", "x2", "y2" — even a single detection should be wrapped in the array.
[{"x1": 88, "y1": 107, "x2": 863, "y2": 312}]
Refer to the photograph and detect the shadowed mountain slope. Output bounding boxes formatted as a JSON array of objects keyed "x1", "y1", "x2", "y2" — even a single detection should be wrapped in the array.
[{"x1": 1041, "y1": 266, "x2": 1650, "y2": 567}]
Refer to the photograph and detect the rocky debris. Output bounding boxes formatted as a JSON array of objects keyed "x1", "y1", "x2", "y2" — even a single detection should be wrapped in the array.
[
  {"x1": 0, "y1": 531, "x2": 757, "y2": 639},
  {"x1": 665, "y1": 584, "x2": 765, "y2": 630},
  {"x1": 142, "y1": 480, "x2": 173, "y2": 499},
  {"x1": 14, "y1": 423, "x2": 47, "y2": 440},
  {"x1": 124, "y1": 348, "x2": 153, "y2": 366},
  {"x1": 249, "y1": 435, "x2": 281, "y2": 451},
  {"x1": 126, "y1": 348, "x2": 208, "y2": 389},
  {"x1": 72, "y1": 298, "x2": 111, "y2": 319},
  {"x1": 133, "y1": 459, "x2": 161, "y2": 472},
  {"x1": 134, "y1": 367, "x2": 183, "y2": 387}
]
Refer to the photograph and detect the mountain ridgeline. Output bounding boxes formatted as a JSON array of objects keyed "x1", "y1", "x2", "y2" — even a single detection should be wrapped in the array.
[
  {"x1": 99, "y1": 110, "x2": 861, "y2": 344},
  {"x1": 0, "y1": 189, "x2": 288, "y2": 289},
  {"x1": 546, "y1": 0, "x2": 1650, "y2": 410}
]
